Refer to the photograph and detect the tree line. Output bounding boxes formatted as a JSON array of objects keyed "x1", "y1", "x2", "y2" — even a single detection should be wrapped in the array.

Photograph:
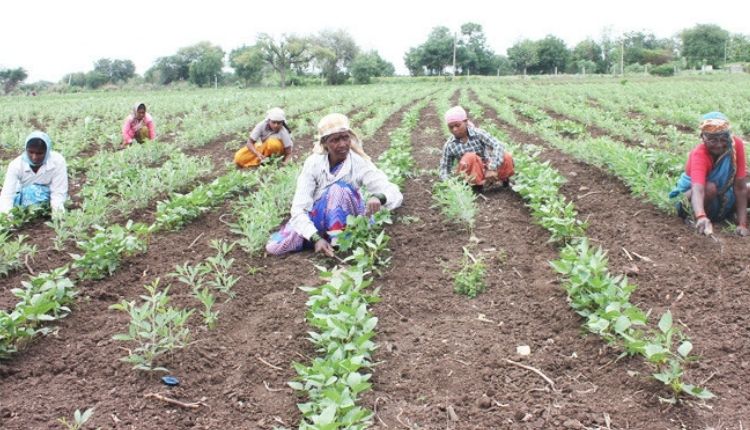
[{"x1": 2, "y1": 23, "x2": 749, "y2": 93}]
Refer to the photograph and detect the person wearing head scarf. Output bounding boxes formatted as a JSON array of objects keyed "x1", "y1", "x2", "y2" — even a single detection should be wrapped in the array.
[
  {"x1": 439, "y1": 106, "x2": 514, "y2": 192},
  {"x1": 669, "y1": 112, "x2": 749, "y2": 236},
  {"x1": 266, "y1": 113, "x2": 403, "y2": 256},
  {"x1": 122, "y1": 102, "x2": 156, "y2": 147},
  {"x1": 0, "y1": 131, "x2": 68, "y2": 215},
  {"x1": 234, "y1": 107, "x2": 294, "y2": 168}
]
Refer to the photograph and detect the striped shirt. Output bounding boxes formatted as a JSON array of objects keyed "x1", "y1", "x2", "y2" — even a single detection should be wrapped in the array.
[{"x1": 439, "y1": 127, "x2": 507, "y2": 180}]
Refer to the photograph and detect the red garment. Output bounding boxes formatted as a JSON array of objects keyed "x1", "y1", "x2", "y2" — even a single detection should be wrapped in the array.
[
  {"x1": 456, "y1": 152, "x2": 514, "y2": 185},
  {"x1": 685, "y1": 136, "x2": 746, "y2": 185}
]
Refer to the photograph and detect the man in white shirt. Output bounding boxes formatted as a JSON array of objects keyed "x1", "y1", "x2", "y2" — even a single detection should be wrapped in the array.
[{"x1": 0, "y1": 131, "x2": 68, "y2": 216}]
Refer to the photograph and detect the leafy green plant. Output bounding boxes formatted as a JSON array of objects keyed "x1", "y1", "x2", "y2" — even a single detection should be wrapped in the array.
[
  {"x1": 646, "y1": 311, "x2": 714, "y2": 402},
  {"x1": 109, "y1": 279, "x2": 193, "y2": 372},
  {"x1": 432, "y1": 177, "x2": 477, "y2": 233},
  {"x1": 193, "y1": 287, "x2": 219, "y2": 330},
  {"x1": 450, "y1": 247, "x2": 487, "y2": 298},
  {"x1": 205, "y1": 240, "x2": 240, "y2": 299},
  {"x1": 71, "y1": 221, "x2": 148, "y2": 280},
  {"x1": 0, "y1": 232, "x2": 36, "y2": 277},
  {"x1": 337, "y1": 212, "x2": 392, "y2": 272},
  {"x1": 170, "y1": 261, "x2": 210, "y2": 293},
  {"x1": 57, "y1": 408, "x2": 95, "y2": 430},
  {"x1": 0, "y1": 267, "x2": 77, "y2": 358}
]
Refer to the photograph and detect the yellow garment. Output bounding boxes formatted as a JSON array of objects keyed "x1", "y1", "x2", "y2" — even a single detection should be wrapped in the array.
[
  {"x1": 135, "y1": 126, "x2": 150, "y2": 143},
  {"x1": 234, "y1": 137, "x2": 284, "y2": 168}
]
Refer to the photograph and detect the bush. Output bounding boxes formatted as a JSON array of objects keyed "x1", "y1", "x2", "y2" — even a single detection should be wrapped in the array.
[{"x1": 650, "y1": 64, "x2": 675, "y2": 77}]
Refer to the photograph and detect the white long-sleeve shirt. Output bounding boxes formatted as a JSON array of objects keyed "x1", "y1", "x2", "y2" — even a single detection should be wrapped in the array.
[
  {"x1": 289, "y1": 152, "x2": 403, "y2": 239},
  {"x1": 0, "y1": 151, "x2": 68, "y2": 214}
]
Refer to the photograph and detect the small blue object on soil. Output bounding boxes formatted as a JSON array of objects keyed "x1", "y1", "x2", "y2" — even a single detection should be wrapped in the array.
[{"x1": 161, "y1": 376, "x2": 180, "y2": 386}]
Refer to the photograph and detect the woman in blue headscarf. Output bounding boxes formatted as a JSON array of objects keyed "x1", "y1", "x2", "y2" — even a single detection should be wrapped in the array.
[
  {"x1": 669, "y1": 112, "x2": 749, "y2": 236},
  {"x1": 0, "y1": 131, "x2": 69, "y2": 216}
]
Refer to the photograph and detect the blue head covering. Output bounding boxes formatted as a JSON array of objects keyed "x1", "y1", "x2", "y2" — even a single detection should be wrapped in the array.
[{"x1": 22, "y1": 131, "x2": 52, "y2": 167}]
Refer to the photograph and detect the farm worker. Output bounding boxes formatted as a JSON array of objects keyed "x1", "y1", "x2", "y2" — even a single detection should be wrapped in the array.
[
  {"x1": 121, "y1": 102, "x2": 156, "y2": 147},
  {"x1": 266, "y1": 113, "x2": 403, "y2": 256},
  {"x1": 439, "y1": 106, "x2": 514, "y2": 192},
  {"x1": 234, "y1": 107, "x2": 293, "y2": 168},
  {"x1": 669, "y1": 112, "x2": 749, "y2": 236},
  {"x1": 0, "y1": 131, "x2": 68, "y2": 216}
]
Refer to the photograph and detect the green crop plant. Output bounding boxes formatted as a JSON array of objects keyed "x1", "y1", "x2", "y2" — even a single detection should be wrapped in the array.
[
  {"x1": 109, "y1": 279, "x2": 193, "y2": 372},
  {"x1": 432, "y1": 177, "x2": 477, "y2": 234},
  {"x1": 0, "y1": 268, "x2": 76, "y2": 358},
  {"x1": 645, "y1": 311, "x2": 715, "y2": 402},
  {"x1": 57, "y1": 408, "x2": 94, "y2": 430},
  {"x1": 337, "y1": 211, "x2": 392, "y2": 272},
  {"x1": 170, "y1": 261, "x2": 210, "y2": 293},
  {"x1": 193, "y1": 287, "x2": 219, "y2": 330},
  {"x1": 205, "y1": 240, "x2": 240, "y2": 299},
  {"x1": 450, "y1": 247, "x2": 487, "y2": 298},
  {"x1": 71, "y1": 221, "x2": 148, "y2": 280},
  {"x1": 0, "y1": 233, "x2": 36, "y2": 277}
]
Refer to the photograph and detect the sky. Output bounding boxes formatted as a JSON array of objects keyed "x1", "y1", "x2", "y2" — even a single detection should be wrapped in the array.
[{"x1": 2, "y1": 0, "x2": 749, "y2": 82}]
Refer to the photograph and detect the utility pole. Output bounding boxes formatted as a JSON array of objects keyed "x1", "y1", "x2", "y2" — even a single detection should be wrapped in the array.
[{"x1": 452, "y1": 32, "x2": 457, "y2": 79}]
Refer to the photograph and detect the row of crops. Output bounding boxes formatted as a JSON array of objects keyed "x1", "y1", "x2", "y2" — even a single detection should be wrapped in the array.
[{"x1": 2, "y1": 75, "x2": 748, "y2": 427}]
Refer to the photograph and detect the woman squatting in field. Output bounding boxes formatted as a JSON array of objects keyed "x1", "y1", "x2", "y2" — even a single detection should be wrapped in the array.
[
  {"x1": 234, "y1": 107, "x2": 294, "y2": 168},
  {"x1": 121, "y1": 102, "x2": 156, "y2": 148},
  {"x1": 439, "y1": 106, "x2": 515, "y2": 193},
  {"x1": 0, "y1": 131, "x2": 68, "y2": 216},
  {"x1": 669, "y1": 111, "x2": 749, "y2": 236},
  {"x1": 265, "y1": 113, "x2": 402, "y2": 256}
]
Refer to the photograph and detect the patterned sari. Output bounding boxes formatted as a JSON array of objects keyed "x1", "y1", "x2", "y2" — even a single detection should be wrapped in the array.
[
  {"x1": 266, "y1": 162, "x2": 365, "y2": 255},
  {"x1": 669, "y1": 139, "x2": 737, "y2": 221}
]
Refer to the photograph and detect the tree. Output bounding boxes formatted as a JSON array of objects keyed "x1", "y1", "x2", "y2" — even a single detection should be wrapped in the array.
[
  {"x1": 532, "y1": 35, "x2": 569, "y2": 74},
  {"x1": 507, "y1": 39, "x2": 538, "y2": 75},
  {"x1": 350, "y1": 50, "x2": 395, "y2": 84},
  {"x1": 145, "y1": 42, "x2": 224, "y2": 86},
  {"x1": 93, "y1": 58, "x2": 136, "y2": 83},
  {"x1": 404, "y1": 47, "x2": 425, "y2": 76},
  {"x1": 85, "y1": 70, "x2": 109, "y2": 89},
  {"x1": 229, "y1": 45, "x2": 265, "y2": 85},
  {"x1": 312, "y1": 29, "x2": 359, "y2": 85},
  {"x1": 681, "y1": 24, "x2": 730, "y2": 68},
  {"x1": 727, "y1": 34, "x2": 750, "y2": 63},
  {"x1": 621, "y1": 31, "x2": 674, "y2": 66},
  {"x1": 456, "y1": 22, "x2": 497, "y2": 75},
  {"x1": 145, "y1": 55, "x2": 186, "y2": 85},
  {"x1": 184, "y1": 43, "x2": 225, "y2": 87},
  {"x1": 61, "y1": 72, "x2": 87, "y2": 87},
  {"x1": 572, "y1": 39, "x2": 604, "y2": 73},
  {"x1": 257, "y1": 33, "x2": 313, "y2": 88},
  {"x1": 419, "y1": 26, "x2": 454, "y2": 75},
  {"x1": 0, "y1": 67, "x2": 28, "y2": 94}
]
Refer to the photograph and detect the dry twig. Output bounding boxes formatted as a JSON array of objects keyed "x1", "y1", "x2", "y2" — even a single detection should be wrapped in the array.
[
  {"x1": 505, "y1": 359, "x2": 560, "y2": 392},
  {"x1": 24, "y1": 254, "x2": 35, "y2": 275},
  {"x1": 188, "y1": 232, "x2": 205, "y2": 249},
  {"x1": 263, "y1": 380, "x2": 285, "y2": 392},
  {"x1": 256, "y1": 355, "x2": 284, "y2": 371},
  {"x1": 144, "y1": 392, "x2": 206, "y2": 409}
]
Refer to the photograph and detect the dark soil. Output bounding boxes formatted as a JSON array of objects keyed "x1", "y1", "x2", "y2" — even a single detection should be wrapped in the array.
[{"x1": 1, "y1": 92, "x2": 748, "y2": 430}]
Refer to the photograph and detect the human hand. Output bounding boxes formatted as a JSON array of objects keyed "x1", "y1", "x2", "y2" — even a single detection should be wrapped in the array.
[
  {"x1": 736, "y1": 225, "x2": 749, "y2": 237},
  {"x1": 695, "y1": 217, "x2": 713, "y2": 235},
  {"x1": 484, "y1": 170, "x2": 499, "y2": 185},
  {"x1": 314, "y1": 238, "x2": 335, "y2": 257},
  {"x1": 365, "y1": 197, "x2": 381, "y2": 216}
]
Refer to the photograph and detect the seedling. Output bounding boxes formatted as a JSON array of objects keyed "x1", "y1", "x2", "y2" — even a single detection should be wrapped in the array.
[
  {"x1": 57, "y1": 408, "x2": 94, "y2": 430},
  {"x1": 110, "y1": 279, "x2": 193, "y2": 372},
  {"x1": 450, "y1": 247, "x2": 487, "y2": 298}
]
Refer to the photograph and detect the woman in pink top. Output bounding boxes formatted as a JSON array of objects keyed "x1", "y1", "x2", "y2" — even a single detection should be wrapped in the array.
[{"x1": 121, "y1": 102, "x2": 155, "y2": 148}]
